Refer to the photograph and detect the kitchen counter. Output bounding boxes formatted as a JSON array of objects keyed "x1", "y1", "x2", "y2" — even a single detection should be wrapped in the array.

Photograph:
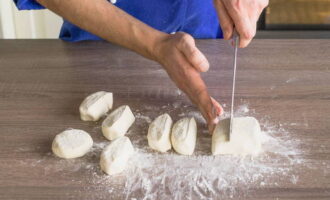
[{"x1": 0, "y1": 39, "x2": 329, "y2": 199}]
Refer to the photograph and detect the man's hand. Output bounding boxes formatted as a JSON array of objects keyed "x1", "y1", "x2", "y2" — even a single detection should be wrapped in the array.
[
  {"x1": 214, "y1": 0, "x2": 268, "y2": 48},
  {"x1": 153, "y1": 32, "x2": 223, "y2": 133}
]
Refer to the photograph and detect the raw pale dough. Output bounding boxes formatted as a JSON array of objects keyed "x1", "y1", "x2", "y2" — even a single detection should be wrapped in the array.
[
  {"x1": 102, "y1": 105, "x2": 135, "y2": 140},
  {"x1": 52, "y1": 129, "x2": 93, "y2": 159},
  {"x1": 147, "y1": 113, "x2": 173, "y2": 152},
  {"x1": 100, "y1": 136, "x2": 134, "y2": 175},
  {"x1": 171, "y1": 117, "x2": 197, "y2": 155},
  {"x1": 212, "y1": 117, "x2": 262, "y2": 156},
  {"x1": 79, "y1": 91, "x2": 113, "y2": 121}
]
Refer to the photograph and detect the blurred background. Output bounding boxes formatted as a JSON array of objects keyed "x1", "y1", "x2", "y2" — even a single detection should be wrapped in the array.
[
  {"x1": 0, "y1": 0, "x2": 62, "y2": 39},
  {"x1": 1, "y1": 0, "x2": 330, "y2": 39}
]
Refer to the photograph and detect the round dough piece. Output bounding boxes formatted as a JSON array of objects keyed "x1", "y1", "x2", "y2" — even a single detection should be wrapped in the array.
[
  {"x1": 212, "y1": 117, "x2": 262, "y2": 156},
  {"x1": 171, "y1": 117, "x2": 197, "y2": 155},
  {"x1": 79, "y1": 91, "x2": 113, "y2": 121},
  {"x1": 147, "y1": 113, "x2": 173, "y2": 152},
  {"x1": 52, "y1": 129, "x2": 93, "y2": 159},
  {"x1": 100, "y1": 136, "x2": 134, "y2": 175},
  {"x1": 102, "y1": 105, "x2": 135, "y2": 140}
]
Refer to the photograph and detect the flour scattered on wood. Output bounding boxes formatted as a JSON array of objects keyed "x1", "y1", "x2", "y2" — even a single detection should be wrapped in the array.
[
  {"x1": 20, "y1": 103, "x2": 322, "y2": 199},
  {"x1": 135, "y1": 113, "x2": 152, "y2": 123}
]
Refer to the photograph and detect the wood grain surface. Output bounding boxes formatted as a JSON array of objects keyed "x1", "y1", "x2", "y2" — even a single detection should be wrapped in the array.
[{"x1": 0, "y1": 39, "x2": 329, "y2": 200}]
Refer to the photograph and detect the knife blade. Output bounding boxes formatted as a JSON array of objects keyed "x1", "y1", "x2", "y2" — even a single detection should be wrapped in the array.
[{"x1": 229, "y1": 33, "x2": 239, "y2": 140}]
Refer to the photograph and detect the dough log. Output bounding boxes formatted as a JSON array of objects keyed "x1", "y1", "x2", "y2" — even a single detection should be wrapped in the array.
[
  {"x1": 100, "y1": 136, "x2": 134, "y2": 175},
  {"x1": 79, "y1": 91, "x2": 113, "y2": 121},
  {"x1": 147, "y1": 113, "x2": 173, "y2": 153},
  {"x1": 102, "y1": 105, "x2": 135, "y2": 140},
  {"x1": 212, "y1": 117, "x2": 262, "y2": 156},
  {"x1": 171, "y1": 117, "x2": 197, "y2": 155}
]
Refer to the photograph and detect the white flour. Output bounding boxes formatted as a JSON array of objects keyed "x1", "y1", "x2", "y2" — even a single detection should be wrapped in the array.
[
  {"x1": 114, "y1": 104, "x2": 304, "y2": 199},
  {"x1": 20, "y1": 103, "x2": 321, "y2": 199}
]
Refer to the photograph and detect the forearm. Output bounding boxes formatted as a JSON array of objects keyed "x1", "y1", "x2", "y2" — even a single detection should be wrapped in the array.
[{"x1": 37, "y1": 0, "x2": 167, "y2": 60}]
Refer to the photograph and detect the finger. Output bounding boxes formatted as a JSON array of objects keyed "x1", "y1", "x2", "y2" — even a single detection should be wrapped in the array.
[
  {"x1": 194, "y1": 88, "x2": 219, "y2": 134},
  {"x1": 222, "y1": 2, "x2": 255, "y2": 48},
  {"x1": 187, "y1": 82, "x2": 219, "y2": 135},
  {"x1": 235, "y1": 17, "x2": 254, "y2": 48},
  {"x1": 211, "y1": 97, "x2": 224, "y2": 116},
  {"x1": 177, "y1": 33, "x2": 210, "y2": 72},
  {"x1": 180, "y1": 68, "x2": 221, "y2": 134},
  {"x1": 237, "y1": 21, "x2": 255, "y2": 48},
  {"x1": 213, "y1": 0, "x2": 234, "y2": 40},
  {"x1": 207, "y1": 97, "x2": 223, "y2": 134},
  {"x1": 165, "y1": 49, "x2": 217, "y2": 134},
  {"x1": 174, "y1": 59, "x2": 216, "y2": 128}
]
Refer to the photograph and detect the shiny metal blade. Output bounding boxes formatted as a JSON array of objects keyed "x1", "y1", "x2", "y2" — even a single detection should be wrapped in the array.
[{"x1": 229, "y1": 34, "x2": 239, "y2": 139}]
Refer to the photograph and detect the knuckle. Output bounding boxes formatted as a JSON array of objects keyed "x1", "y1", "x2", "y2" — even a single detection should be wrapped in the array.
[
  {"x1": 230, "y1": 0, "x2": 240, "y2": 11},
  {"x1": 177, "y1": 33, "x2": 194, "y2": 49},
  {"x1": 181, "y1": 65, "x2": 193, "y2": 78},
  {"x1": 189, "y1": 49, "x2": 199, "y2": 59},
  {"x1": 242, "y1": 29, "x2": 255, "y2": 40},
  {"x1": 179, "y1": 33, "x2": 193, "y2": 44}
]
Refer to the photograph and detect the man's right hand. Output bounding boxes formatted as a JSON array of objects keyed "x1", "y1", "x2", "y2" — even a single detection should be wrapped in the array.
[
  {"x1": 214, "y1": 0, "x2": 269, "y2": 48},
  {"x1": 153, "y1": 32, "x2": 223, "y2": 133}
]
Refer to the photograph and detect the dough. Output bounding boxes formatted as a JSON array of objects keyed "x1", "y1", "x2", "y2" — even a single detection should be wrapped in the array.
[
  {"x1": 171, "y1": 117, "x2": 197, "y2": 155},
  {"x1": 79, "y1": 91, "x2": 113, "y2": 121},
  {"x1": 212, "y1": 117, "x2": 262, "y2": 156},
  {"x1": 100, "y1": 136, "x2": 134, "y2": 175},
  {"x1": 102, "y1": 105, "x2": 135, "y2": 140},
  {"x1": 52, "y1": 129, "x2": 93, "y2": 159},
  {"x1": 147, "y1": 113, "x2": 173, "y2": 152}
]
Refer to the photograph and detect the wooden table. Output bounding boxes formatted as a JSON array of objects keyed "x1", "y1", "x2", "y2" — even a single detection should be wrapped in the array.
[{"x1": 0, "y1": 39, "x2": 329, "y2": 199}]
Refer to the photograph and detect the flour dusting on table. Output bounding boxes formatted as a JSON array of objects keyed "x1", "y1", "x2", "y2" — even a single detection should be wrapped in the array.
[
  {"x1": 110, "y1": 104, "x2": 304, "y2": 199},
  {"x1": 22, "y1": 103, "x2": 316, "y2": 199}
]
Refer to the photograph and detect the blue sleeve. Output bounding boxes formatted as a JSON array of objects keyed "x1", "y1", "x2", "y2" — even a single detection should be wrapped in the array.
[{"x1": 13, "y1": 0, "x2": 45, "y2": 10}]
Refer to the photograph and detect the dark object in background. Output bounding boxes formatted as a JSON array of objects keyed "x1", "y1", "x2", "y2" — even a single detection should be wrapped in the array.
[{"x1": 258, "y1": 0, "x2": 330, "y2": 30}]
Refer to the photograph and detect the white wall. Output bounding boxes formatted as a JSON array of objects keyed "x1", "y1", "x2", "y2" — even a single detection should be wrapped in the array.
[
  {"x1": 0, "y1": 0, "x2": 63, "y2": 39},
  {"x1": 0, "y1": 13, "x2": 3, "y2": 38}
]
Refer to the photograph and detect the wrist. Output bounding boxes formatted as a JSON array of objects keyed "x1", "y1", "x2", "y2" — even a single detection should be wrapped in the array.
[{"x1": 146, "y1": 31, "x2": 168, "y2": 62}]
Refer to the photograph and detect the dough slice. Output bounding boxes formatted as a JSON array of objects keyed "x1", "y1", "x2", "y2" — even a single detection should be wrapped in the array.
[
  {"x1": 79, "y1": 91, "x2": 113, "y2": 121},
  {"x1": 52, "y1": 129, "x2": 93, "y2": 159},
  {"x1": 147, "y1": 113, "x2": 173, "y2": 152},
  {"x1": 171, "y1": 117, "x2": 197, "y2": 155},
  {"x1": 100, "y1": 136, "x2": 134, "y2": 175},
  {"x1": 102, "y1": 105, "x2": 135, "y2": 140},
  {"x1": 212, "y1": 117, "x2": 262, "y2": 156}
]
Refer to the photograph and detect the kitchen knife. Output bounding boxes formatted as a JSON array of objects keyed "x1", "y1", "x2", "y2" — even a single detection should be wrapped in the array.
[{"x1": 229, "y1": 33, "x2": 239, "y2": 139}]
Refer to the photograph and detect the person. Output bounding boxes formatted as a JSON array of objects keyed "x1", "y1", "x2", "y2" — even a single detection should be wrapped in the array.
[{"x1": 14, "y1": 0, "x2": 268, "y2": 132}]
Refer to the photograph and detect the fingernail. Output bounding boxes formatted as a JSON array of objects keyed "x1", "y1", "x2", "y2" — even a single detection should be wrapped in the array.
[
  {"x1": 213, "y1": 117, "x2": 219, "y2": 124},
  {"x1": 200, "y1": 59, "x2": 209, "y2": 72}
]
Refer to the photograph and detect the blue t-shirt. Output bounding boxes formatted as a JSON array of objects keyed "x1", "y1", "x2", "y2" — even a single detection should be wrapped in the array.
[{"x1": 13, "y1": 0, "x2": 223, "y2": 42}]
